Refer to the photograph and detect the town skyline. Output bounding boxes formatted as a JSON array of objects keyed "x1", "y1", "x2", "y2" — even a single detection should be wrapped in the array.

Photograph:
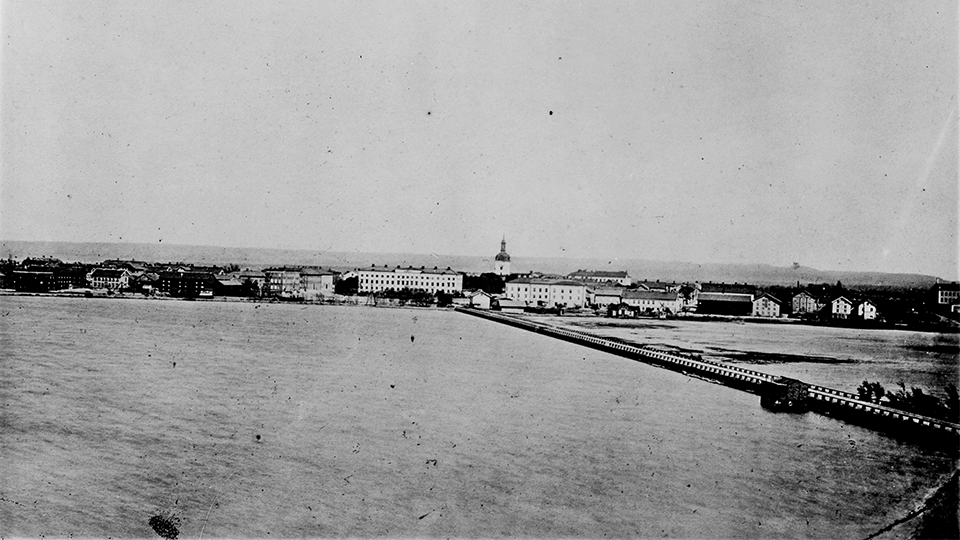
[
  {"x1": 0, "y1": 238, "x2": 949, "y2": 287},
  {"x1": 2, "y1": 2, "x2": 957, "y2": 279}
]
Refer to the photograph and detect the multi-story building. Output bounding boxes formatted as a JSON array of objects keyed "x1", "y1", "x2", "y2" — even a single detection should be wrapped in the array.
[
  {"x1": 11, "y1": 270, "x2": 56, "y2": 292},
  {"x1": 356, "y1": 265, "x2": 463, "y2": 295},
  {"x1": 158, "y1": 271, "x2": 218, "y2": 298},
  {"x1": 854, "y1": 299, "x2": 878, "y2": 321},
  {"x1": 12, "y1": 263, "x2": 88, "y2": 292},
  {"x1": 264, "y1": 268, "x2": 302, "y2": 297},
  {"x1": 752, "y1": 293, "x2": 782, "y2": 318},
  {"x1": 88, "y1": 268, "x2": 132, "y2": 290},
  {"x1": 567, "y1": 269, "x2": 632, "y2": 286},
  {"x1": 301, "y1": 268, "x2": 337, "y2": 299},
  {"x1": 504, "y1": 278, "x2": 586, "y2": 308},
  {"x1": 830, "y1": 296, "x2": 854, "y2": 319},
  {"x1": 792, "y1": 290, "x2": 825, "y2": 315},
  {"x1": 930, "y1": 281, "x2": 959, "y2": 313}
]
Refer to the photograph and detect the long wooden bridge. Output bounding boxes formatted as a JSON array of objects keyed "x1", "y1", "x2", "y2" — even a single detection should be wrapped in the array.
[{"x1": 456, "y1": 307, "x2": 960, "y2": 445}]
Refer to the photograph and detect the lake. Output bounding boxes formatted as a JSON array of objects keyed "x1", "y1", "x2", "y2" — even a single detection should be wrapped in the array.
[{"x1": 1, "y1": 296, "x2": 956, "y2": 538}]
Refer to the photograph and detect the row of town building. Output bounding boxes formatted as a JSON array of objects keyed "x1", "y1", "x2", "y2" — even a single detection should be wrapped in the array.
[{"x1": 2, "y1": 239, "x2": 958, "y2": 320}]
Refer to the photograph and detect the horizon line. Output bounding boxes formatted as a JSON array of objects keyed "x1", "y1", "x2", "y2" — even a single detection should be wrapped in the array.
[{"x1": 0, "y1": 238, "x2": 946, "y2": 279}]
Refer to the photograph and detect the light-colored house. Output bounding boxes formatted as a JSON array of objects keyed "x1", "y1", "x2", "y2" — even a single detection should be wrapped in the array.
[
  {"x1": 301, "y1": 268, "x2": 337, "y2": 299},
  {"x1": 752, "y1": 293, "x2": 782, "y2": 317},
  {"x1": 590, "y1": 287, "x2": 625, "y2": 307},
  {"x1": 567, "y1": 269, "x2": 632, "y2": 287},
  {"x1": 467, "y1": 290, "x2": 493, "y2": 309},
  {"x1": 792, "y1": 291, "x2": 825, "y2": 315},
  {"x1": 830, "y1": 296, "x2": 854, "y2": 319},
  {"x1": 854, "y1": 299, "x2": 878, "y2": 320},
  {"x1": 504, "y1": 278, "x2": 587, "y2": 308},
  {"x1": 88, "y1": 268, "x2": 131, "y2": 290},
  {"x1": 622, "y1": 289, "x2": 680, "y2": 314}
]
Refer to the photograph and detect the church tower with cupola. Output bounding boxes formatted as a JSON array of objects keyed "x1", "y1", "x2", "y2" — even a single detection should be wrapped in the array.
[{"x1": 494, "y1": 236, "x2": 511, "y2": 276}]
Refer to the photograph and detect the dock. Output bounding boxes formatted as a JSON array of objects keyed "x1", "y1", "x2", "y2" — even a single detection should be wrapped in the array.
[{"x1": 456, "y1": 307, "x2": 960, "y2": 446}]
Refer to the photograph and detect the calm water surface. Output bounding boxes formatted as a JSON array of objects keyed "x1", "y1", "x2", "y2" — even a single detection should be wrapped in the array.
[{"x1": 1, "y1": 297, "x2": 956, "y2": 538}]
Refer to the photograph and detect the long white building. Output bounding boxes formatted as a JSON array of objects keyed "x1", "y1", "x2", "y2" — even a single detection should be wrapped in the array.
[
  {"x1": 355, "y1": 265, "x2": 463, "y2": 294},
  {"x1": 504, "y1": 277, "x2": 587, "y2": 308}
]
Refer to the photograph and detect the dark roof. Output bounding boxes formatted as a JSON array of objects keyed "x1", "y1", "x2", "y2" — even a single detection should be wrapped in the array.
[
  {"x1": 698, "y1": 292, "x2": 753, "y2": 303},
  {"x1": 623, "y1": 290, "x2": 678, "y2": 301},
  {"x1": 753, "y1": 293, "x2": 782, "y2": 304},
  {"x1": 301, "y1": 267, "x2": 336, "y2": 276},
  {"x1": 932, "y1": 281, "x2": 960, "y2": 291},
  {"x1": 568, "y1": 270, "x2": 629, "y2": 279},
  {"x1": 635, "y1": 280, "x2": 680, "y2": 289},
  {"x1": 90, "y1": 268, "x2": 128, "y2": 278},
  {"x1": 593, "y1": 287, "x2": 625, "y2": 297},
  {"x1": 700, "y1": 283, "x2": 756, "y2": 295},
  {"x1": 509, "y1": 277, "x2": 586, "y2": 286},
  {"x1": 359, "y1": 266, "x2": 460, "y2": 275}
]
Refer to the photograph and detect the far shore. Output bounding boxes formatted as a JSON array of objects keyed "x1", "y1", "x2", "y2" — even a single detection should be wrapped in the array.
[{"x1": 2, "y1": 289, "x2": 957, "y2": 334}]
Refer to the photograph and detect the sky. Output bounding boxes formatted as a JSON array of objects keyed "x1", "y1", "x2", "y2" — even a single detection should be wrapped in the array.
[{"x1": 2, "y1": 1, "x2": 957, "y2": 278}]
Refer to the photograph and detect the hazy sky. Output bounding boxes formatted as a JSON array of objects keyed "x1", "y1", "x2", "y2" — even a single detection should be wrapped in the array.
[{"x1": 2, "y1": 1, "x2": 957, "y2": 278}]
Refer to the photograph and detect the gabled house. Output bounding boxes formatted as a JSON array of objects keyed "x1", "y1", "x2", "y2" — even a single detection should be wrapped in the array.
[
  {"x1": 792, "y1": 290, "x2": 825, "y2": 316},
  {"x1": 854, "y1": 299, "x2": 878, "y2": 321},
  {"x1": 467, "y1": 290, "x2": 494, "y2": 309},
  {"x1": 829, "y1": 296, "x2": 854, "y2": 319},
  {"x1": 752, "y1": 293, "x2": 782, "y2": 318},
  {"x1": 88, "y1": 268, "x2": 132, "y2": 290}
]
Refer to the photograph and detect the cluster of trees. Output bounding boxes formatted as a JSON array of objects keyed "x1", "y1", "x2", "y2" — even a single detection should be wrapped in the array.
[
  {"x1": 857, "y1": 380, "x2": 959, "y2": 422},
  {"x1": 462, "y1": 273, "x2": 505, "y2": 295}
]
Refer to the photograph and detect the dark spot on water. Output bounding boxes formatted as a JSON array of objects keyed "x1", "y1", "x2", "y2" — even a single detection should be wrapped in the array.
[
  {"x1": 549, "y1": 111, "x2": 553, "y2": 115},
  {"x1": 256, "y1": 434, "x2": 261, "y2": 442},
  {"x1": 148, "y1": 513, "x2": 180, "y2": 540},
  {"x1": 410, "y1": 335, "x2": 415, "y2": 342},
  {"x1": 390, "y1": 384, "x2": 395, "y2": 388},
  {"x1": 172, "y1": 362, "x2": 176, "y2": 368}
]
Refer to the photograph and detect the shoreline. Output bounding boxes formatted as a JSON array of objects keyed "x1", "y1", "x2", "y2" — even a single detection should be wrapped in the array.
[
  {"x1": 1, "y1": 289, "x2": 956, "y2": 333},
  {"x1": 868, "y1": 466, "x2": 960, "y2": 540}
]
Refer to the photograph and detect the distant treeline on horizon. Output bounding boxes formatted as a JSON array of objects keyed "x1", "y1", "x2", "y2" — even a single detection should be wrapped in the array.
[{"x1": 0, "y1": 240, "x2": 945, "y2": 289}]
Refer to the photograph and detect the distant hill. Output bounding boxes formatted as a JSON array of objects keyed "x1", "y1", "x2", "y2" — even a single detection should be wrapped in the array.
[{"x1": 0, "y1": 240, "x2": 944, "y2": 288}]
